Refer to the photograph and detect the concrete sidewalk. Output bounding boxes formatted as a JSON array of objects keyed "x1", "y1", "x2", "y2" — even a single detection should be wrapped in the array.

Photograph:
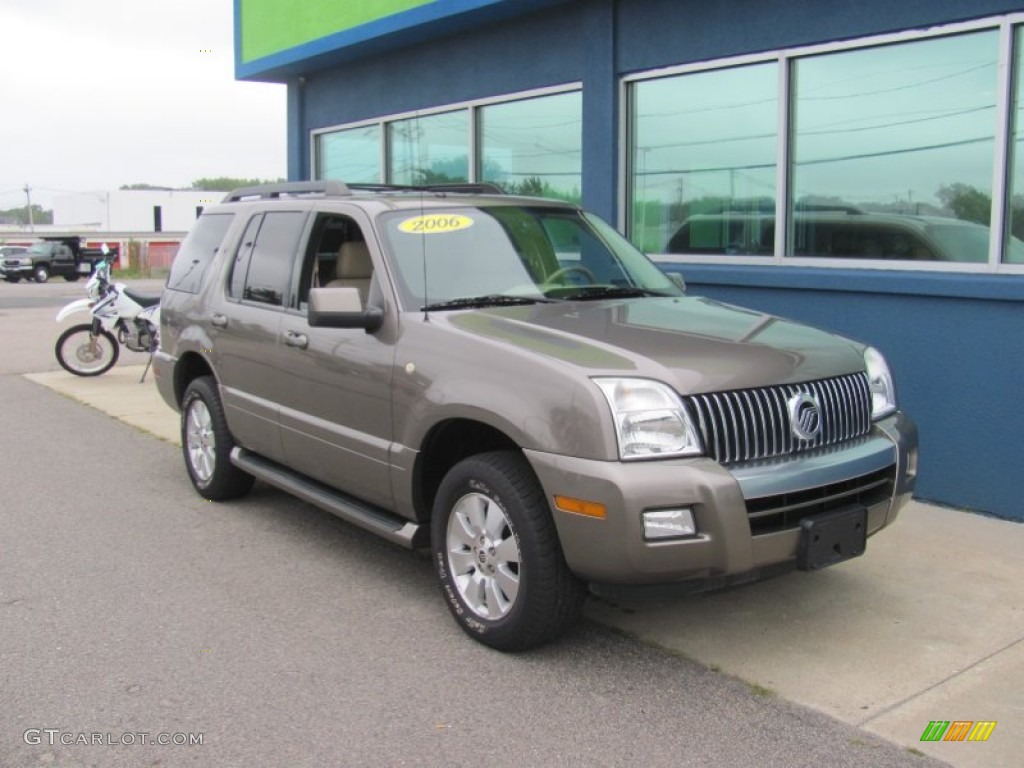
[{"x1": 24, "y1": 366, "x2": 1024, "y2": 767}]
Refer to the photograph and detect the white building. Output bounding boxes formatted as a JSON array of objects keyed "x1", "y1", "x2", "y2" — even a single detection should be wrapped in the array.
[{"x1": 53, "y1": 189, "x2": 221, "y2": 233}]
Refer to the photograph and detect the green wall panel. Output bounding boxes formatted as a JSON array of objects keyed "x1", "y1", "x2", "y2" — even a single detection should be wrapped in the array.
[{"x1": 240, "y1": 0, "x2": 436, "y2": 62}]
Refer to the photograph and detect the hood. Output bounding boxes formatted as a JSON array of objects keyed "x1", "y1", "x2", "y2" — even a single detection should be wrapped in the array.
[{"x1": 447, "y1": 296, "x2": 865, "y2": 394}]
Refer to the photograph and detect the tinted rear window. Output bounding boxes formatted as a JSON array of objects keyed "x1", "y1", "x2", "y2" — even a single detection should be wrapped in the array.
[
  {"x1": 229, "y1": 211, "x2": 307, "y2": 307},
  {"x1": 166, "y1": 213, "x2": 235, "y2": 293}
]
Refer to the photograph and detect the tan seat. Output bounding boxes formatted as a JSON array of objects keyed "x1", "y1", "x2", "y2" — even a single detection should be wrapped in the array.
[{"x1": 326, "y1": 241, "x2": 373, "y2": 303}]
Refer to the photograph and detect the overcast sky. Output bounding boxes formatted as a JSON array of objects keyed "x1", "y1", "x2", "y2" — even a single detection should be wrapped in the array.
[{"x1": 0, "y1": 0, "x2": 286, "y2": 212}]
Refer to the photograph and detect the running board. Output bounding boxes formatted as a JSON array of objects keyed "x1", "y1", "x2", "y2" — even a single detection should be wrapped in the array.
[{"x1": 230, "y1": 448, "x2": 426, "y2": 549}]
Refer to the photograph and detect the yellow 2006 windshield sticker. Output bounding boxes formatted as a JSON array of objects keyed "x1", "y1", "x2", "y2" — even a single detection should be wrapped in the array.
[{"x1": 398, "y1": 214, "x2": 474, "y2": 234}]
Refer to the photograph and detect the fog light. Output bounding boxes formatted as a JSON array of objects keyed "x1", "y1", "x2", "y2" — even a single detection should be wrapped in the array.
[{"x1": 642, "y1": 508, "x2": 696, "y2": 540}]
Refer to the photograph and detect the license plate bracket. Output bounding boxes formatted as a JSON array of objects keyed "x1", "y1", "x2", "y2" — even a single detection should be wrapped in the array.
[{"x1": 797, "y1": 505, "x2": 867, "y2": 571}]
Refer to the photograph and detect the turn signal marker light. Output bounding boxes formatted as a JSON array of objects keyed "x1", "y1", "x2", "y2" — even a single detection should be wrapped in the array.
[{"x1": 554, "y1": 496, "x2": 607, "y2": 519}]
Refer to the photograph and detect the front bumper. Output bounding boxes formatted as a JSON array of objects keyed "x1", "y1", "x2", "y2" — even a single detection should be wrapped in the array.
[{"x1": 526, "y1": 412, "x2": 917, "y2": 586}]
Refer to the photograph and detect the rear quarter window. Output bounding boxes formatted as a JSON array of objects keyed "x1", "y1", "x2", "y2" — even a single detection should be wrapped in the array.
[{"x1": 166, "y1": 213, "x2": 235, "y2": 293}]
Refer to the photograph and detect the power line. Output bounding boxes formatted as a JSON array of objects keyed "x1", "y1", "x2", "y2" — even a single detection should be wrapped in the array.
[{"x1": 634, "y1": 134, "x2": 991, "y2": 177}]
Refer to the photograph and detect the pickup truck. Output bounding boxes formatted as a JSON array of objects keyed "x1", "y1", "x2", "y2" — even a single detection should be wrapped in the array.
[{"x1": 1, "y1": 236, "x2": 113, "y2": 283}]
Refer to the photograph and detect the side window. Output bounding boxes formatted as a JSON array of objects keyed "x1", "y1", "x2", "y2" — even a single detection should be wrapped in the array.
[
  {"x1": 167, "y1": 213, "x2": 235, "y2": 293},
  {"x1": 297, "y1": 214, "x2": 373, "y2": 309},
  {"x1": 230, "y1": 211, "x2": 308, "y2": 307}
]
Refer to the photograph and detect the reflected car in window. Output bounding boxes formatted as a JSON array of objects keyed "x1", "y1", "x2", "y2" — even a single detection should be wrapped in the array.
[{"x1": 666, "y1": 212, "x2": 1024, "y2": 263}]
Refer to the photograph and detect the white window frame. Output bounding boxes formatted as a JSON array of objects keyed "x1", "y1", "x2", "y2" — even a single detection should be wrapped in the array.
[{"x1": 622, "y1": 13, "x2": 1024, "y2": 274}]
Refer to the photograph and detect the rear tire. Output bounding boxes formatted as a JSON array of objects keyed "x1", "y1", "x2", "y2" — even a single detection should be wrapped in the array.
[
  {"x1": 64, "y1": 273, "x2": 80, "y2": 282},
  {"x1": 5, "y1": 276, "x2": 21, "y2": 283},
  {"x1": 431, "y1": 451, "x2": 585, "y2": 651},
  {"x1": 181, "y1": 376, "x2": 254, "y2": 501},
  {"x1": 55, "y1": 324, "x2": 119, "y2": 376}
]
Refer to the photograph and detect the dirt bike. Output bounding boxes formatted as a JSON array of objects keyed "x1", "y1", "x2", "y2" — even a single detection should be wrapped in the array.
[{"x1": 54, "y1": 253, "x2": 161, "y2": 380}]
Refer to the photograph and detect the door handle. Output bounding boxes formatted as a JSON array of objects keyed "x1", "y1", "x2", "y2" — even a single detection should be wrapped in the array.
[
  {"x1": 210, "y1": 313, "x2": 228, "y2": 328},
  {"x1": 284, "y1": 331, "x2": 309, "y2": 350}
]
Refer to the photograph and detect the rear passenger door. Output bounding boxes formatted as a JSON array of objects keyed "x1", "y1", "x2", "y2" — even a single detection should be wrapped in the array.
[{"x1": 211, "y1": 209, "x2": 310, "y2": 463}]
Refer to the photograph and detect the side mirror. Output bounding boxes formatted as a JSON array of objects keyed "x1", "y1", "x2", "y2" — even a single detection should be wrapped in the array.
[
  {"x1": 667, "y1": 272, "x2": 686, "y2": 292},
  {"x1": 308, "y1": 287, "x2": 383, "y2": 332}
]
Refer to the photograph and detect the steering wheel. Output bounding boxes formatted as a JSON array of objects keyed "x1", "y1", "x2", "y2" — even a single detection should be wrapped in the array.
[{"x1": 546, "y1": 265, "x2": 596, "y2": 285}]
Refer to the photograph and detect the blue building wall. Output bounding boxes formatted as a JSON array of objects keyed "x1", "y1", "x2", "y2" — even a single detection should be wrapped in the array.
[{"x1": 282, "y1": 0, "x2": 1024, "y2": 519}]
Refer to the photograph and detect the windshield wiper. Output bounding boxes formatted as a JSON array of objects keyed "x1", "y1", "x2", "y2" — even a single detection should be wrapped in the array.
[
  {"x1": 421, "y1": 294, "x2": 553, "y2": 311},
  {"x1": 558, "y1": 286, "x2": 672, "y2": 301}
]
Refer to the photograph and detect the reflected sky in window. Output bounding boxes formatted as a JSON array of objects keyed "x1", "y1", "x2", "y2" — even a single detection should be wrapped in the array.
[
  {"x1": 631, "y1": 64, "x2": 778, "y2": 253},
  {"x1": 388, "y1": 111, "x2": 469, "y2": 185},
  {"x1": 792, "y1": 31, "x2": 997, "y2": 215},
  {"x1": 480, "y1": 91, "x2": 582, "y2": 202},
  {"x1": 317, "y1": 125, "x2": 381, "y2": 183}
]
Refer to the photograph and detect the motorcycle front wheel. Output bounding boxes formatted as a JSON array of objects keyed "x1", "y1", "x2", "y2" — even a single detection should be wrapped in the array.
[{"x1": 55, "y1": 324, "x2": 120, "y2": 376}]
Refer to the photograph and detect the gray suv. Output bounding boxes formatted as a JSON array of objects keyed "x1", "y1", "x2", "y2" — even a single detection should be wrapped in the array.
[{"x1": 155, "y1": 182, "x2": 918, "y2": 650}]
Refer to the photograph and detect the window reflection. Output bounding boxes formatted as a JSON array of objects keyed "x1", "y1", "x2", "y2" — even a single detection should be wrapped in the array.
[
  {"x1": 388, "y1": 111, "x2": 469, "y2": 185},
  {"x1": 791, "y1": 31, "x2": 998, "y2": 262},
  {"x1": 631, "y1": 63, "x2": 778, "y2": 254},
  {"x1": 479, "y1": 91, "x2": 582, "y2": 202},
  {"x1": 317, "y1": 125, "x2": 381, "y2": 183}
]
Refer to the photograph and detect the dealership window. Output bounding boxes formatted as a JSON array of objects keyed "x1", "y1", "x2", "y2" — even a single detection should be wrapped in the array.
[
  {"x1": 313, "y1": 86, "x2": 581, "y2": 199},
  {"x1": 479, "y1": 91, "x2": 582, "y2": 202},
  {"x1": 629, "y1": 19, "x2": 1024, "y2": 270},
  {"x1": 1005, "y1": 26, "x2": 1024, "y2": 264},
  {"x1": 388, "y1": 110, "x2": 469, "y2": 186},
  {"x1": 792, "y1": 31, "x2": 997, "y2": 263},
  {"x1": 317, "y1": 125, "x2": 381, "y2": 183},
  {"x1": 631, "y1": 63, "x2": 778, "y2": 255}
]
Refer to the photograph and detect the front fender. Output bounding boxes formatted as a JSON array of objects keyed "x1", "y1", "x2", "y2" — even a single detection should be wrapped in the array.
[{"x1": 56, "y1": 299, "x2": 93, "y2": 323}]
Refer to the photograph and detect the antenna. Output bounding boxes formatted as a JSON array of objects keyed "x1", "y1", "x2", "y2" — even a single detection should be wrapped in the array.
[{"x1": 415, "y1": 115, "x2": 430, "y2": 322}]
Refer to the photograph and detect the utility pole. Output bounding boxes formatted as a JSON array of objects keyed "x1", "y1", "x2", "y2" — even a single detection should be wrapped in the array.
[{"x1": 23, "y1": 184, "x2": 35, "y2": 232}]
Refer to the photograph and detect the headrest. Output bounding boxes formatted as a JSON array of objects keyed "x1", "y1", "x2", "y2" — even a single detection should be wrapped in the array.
[{"x1": 337, "y1": 241, "x2": 373, "y2": 279}]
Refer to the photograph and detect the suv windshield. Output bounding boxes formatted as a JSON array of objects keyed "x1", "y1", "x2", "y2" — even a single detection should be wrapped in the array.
[{"x1": 378, "y1": 206, "x2": 680, "y2": 310}]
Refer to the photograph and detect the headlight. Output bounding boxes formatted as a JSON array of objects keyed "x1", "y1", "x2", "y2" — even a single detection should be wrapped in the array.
[
  {"x1": 594, "y1": 378, "x2": 703, "y2": 460},
  {"x1": 864, "y1": 347, "x2": 897, "y2": 419}
]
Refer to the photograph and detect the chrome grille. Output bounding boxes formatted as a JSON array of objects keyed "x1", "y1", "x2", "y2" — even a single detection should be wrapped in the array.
[{"x1": 684, "y1": 373, "x2": 871, "y2": 464}]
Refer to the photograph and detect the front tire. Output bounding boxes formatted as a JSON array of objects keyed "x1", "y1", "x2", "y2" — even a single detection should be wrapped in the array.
[
  {"x1": 431, "y1": 451, "x2": 585, "y2": 651},
  {"x1": 181, "y1": 376, "x2": 254, "y2": 501},
  {"x1": 55, "y1": 324, "x2": 119, "y2": 376},
  {"x1": 34, "y1": 265, "x2": 50, "y2": 283}
]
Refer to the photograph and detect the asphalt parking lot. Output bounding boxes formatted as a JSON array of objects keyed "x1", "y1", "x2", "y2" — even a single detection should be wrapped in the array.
[{"x1": 2, "y1": 277, "x2": 1020, "y2": 766}]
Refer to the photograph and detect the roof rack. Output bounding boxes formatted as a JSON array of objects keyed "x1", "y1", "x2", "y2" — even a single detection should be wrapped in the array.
[
  {"x1": 419, "y1": 182, "x2": 506, "y2": 194},
  {"x1": 346, "y1": 182, "x2": 506, "y2": 195},
  {"x1": 221, "y1": 180, "x2": 506, "y2": 203},
  {"x1": 222, "y1": 181, "x2": 351, "y2": 202}
]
